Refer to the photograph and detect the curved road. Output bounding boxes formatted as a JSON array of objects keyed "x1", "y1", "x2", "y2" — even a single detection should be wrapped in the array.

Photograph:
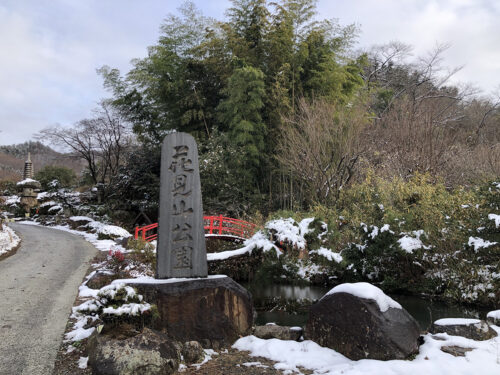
[{"x1": 0, "y1": 223, "x2": 97, "y2": 375}]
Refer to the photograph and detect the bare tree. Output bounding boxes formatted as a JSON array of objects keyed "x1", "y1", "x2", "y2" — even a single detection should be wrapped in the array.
[
  {"x1": 37, "y1": 101, "x2": 132, "y2": 202},
  {"x1": 276, "y1": 98, "x2": 368, "y2": 205}
]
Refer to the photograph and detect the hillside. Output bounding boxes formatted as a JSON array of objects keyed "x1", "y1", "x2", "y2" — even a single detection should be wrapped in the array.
[{"x1": 0, "y1": 141, "x2": 85, "y2": 181}]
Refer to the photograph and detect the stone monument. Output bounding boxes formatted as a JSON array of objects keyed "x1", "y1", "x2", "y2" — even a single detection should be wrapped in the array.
[
  {"x1": 127, "y1": 132, "x2": 253, "y2": 348},
  {"x1": 157, "y1": 133, "x2": 207, "y2": 278},
  {"x1": 17, "y1": 152, "x2": 41, "y2": 212}
]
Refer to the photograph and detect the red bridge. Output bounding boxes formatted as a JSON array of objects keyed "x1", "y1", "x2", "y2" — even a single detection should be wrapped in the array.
[{"x1": 134, "y1": 215, "x2": 257, "y2": 243}]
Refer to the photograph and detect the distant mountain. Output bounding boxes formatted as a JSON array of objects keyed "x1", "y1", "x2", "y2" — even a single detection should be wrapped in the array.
[{"x1": 0, "y1": 141, "x2": 86, "y2": 181}]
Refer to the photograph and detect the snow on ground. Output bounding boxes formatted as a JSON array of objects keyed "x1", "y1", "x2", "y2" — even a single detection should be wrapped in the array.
[
  {"x1": 78, "y1": 357, "x2": 88, "y2": 369},
  {"x1": 309, "y1": 247, "x2": 343, "y2": 263},
  {"x1": 207, "y1": 231, "x2": 281, "y2": 261},
  {"x1": 468, "y1": 237, "x2": 498, "y2": 252},
  {"x1": 18, "y1": 221, "x2": 129, "y2": 253},
  {"x1": 0, "y1": 225, "x2": 20, "y2": 256},
  {"x1": 322, "y1": 282, "x2": 402, "y2": 312},
  {"x1": 233, "y1": 328, "x2": 500, "y2": 375}
]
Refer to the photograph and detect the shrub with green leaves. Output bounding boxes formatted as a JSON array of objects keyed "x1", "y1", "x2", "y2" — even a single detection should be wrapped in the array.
[{"x1": 35, "y1": 165, "x2": 76, "y2": 191}]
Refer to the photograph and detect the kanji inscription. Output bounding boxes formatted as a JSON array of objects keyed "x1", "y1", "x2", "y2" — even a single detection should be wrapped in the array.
[{"x1": 157, "y1": 133, "x2": 208, "y2": 278}]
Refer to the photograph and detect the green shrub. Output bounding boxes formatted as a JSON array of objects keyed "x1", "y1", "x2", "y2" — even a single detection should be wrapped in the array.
[{"x1": 35, "y1": 165, "x2": 76, "y2": 191}]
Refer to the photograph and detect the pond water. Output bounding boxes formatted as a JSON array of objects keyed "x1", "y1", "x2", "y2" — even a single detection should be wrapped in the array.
[{"x1": 245, "y1": 283, "x2": 490, "y2": 330}]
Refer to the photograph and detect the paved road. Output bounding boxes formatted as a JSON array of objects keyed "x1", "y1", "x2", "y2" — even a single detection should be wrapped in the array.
[{"x1": 0, "y1": 223, "x2": 97, "y2": 375}]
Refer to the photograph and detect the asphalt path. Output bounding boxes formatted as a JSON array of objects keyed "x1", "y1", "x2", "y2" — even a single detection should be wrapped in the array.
[{"x1": 0, "y1": 223, "x2": 97, "y2": 375}]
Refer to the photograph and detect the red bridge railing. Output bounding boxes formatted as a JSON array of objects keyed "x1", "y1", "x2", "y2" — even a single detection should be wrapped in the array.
[{"x1": 134, "y1": 215, "x2": 257, "y2": 242}]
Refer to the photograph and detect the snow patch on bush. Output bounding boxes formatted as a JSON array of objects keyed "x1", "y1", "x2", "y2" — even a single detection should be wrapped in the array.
[
  {"x1": 309, "y1": 247, "x2": 343, "y2": 263},
  {"x1": 468, "y1": 237, "x2": 497, "y2": 252}
]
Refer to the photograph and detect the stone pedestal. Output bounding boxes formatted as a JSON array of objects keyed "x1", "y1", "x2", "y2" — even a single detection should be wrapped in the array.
[{"x1": 127, "y1": 276, "x2": 253, "y2": 348}]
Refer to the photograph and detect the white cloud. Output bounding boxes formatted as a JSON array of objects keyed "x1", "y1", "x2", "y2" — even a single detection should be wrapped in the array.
[
  {"x1": 0, "y1": 0, "x2": 499, "y2": 145},
  {"x1": 319, "y1": 0, "x2": 500, "y2": 93}
]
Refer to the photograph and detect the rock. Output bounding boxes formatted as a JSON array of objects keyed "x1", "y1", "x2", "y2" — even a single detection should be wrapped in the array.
[
  {"x1": 440, "y1": 345, "x2": 474, "y2": 357},
  {"x1": 430, "y1": 318, "x2": 497, "y2": 341},
  {"x1": 253, "y1": 324, "x2": 302, "y2": 341},
  {"x1": 86, "y1": 271, "x2": 117, "y2": 290},
  {"x1": 306, "y1": 289, "x2": 420, "y2": 360},
  {"x1": 486, "y1": 310, "x2": 500, "y2": 325},
  {"x1": 68, "y1": 216, "x2": 94, "y2": 230},
  {"x1": 182, "y1": 341, "x2": 205, "y2": 363},
  {"x1": 114, "y1": 236, "x2": 130, "y2": 248},
  {"x1": 129, "y1": 276, "x2": 253, "y2": 348},
  {"x1": 87, "y1": 328, "x2": 180, "y2": 375}
]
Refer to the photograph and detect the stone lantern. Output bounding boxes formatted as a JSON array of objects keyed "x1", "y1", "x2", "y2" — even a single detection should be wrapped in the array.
[{"x1": 17, "y1": 152, "x2": 41, "y2": 212}]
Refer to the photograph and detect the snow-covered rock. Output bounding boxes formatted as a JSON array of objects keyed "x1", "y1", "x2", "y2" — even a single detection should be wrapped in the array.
[
  {"x1": 322, "y1": 282, "x2": 402, "y2": 312},
  {"x1": 487, "y1": 310, "x2": 500, "y2": 325},
  {"x1": 308, "y1": 282, "x2": 420, "y2": 360},
  {"x1": 431, "y1": 318, "x2": 497, "y2": 341}
]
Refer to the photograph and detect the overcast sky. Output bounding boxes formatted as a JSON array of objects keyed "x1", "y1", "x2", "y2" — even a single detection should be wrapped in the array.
[{"x1": 0, "y1": 0, "x2": 499, "y2": 145}]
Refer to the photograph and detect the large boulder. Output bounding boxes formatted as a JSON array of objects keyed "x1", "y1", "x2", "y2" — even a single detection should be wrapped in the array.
[
  {"x1": 87, "y1": 328, "x2": 180, "y2": 375},
  {"x1": 305, "y1": 282, "x2": 420, "y2": 360},
  {"x1": 430, "y1": 318, "x2": 497, "y2": 341},
  {"x1": 253, "y1": 324, "x2": 302, "y2": 341},
  {"x1": 129, "y1": 276, "x2": 253, "y2": 348}
]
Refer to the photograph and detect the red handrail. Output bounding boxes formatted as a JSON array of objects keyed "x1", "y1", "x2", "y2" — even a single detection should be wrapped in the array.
[{"x1": 134, "y1": 215, "x2": 257, "y2": 242}]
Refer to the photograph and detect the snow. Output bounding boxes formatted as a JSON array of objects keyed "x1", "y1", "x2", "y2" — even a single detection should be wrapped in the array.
[
  {"x1": 266, "y1": 217, "x2": 314, "y2": 250},
  {"x1": 87, "y1": 220, "x2": 131, "y2": 238},
  {"x1": 207, "y1": 231, "x2": 280, "y2": 261},
  {"x1": 434, "y1": 318, "x2": 481, "y2": 326},
  {"x1": 243, "y1": 361, "x2": 269, "y2": 368},
  {"x1": 18, "y1": 221, "x2": 129, "y2": 253},
  {"x1": 487, "y1": 310, "x2": 500, "y2": 320},
  {"x1": 64, "y1": 316, "x2": 95, "y2": 342},
  {"x1": 323, "y1": 282, "x2": 402, "y2": 312},
  {"x1": 296, "y1": 260, "x2": 322, "y2": 281},
  {"x1": 0, "y1": 225, "x2": 20, "y2": 256},
  {"x1": 16, "y1": 178, "x2": 38, "y2": 186},
  {"x1": 78, "y1": 357, "x2": 88, "y2": 369},
  {"x1": 233, "y1": 329, "x2": 500, "y2": 375},
  {"x1": 380, "y1": 224, "x2": 393, "y2": 233},
  {"x1": 488, "y1": 214, "x2": 500, "y2": 228},
  {"x1": 309, "y1": 247, "x2": 343, "y2": 263},
  {"x1": 398, "y1": 231, "x2": 427, "y2": 253},
  {"x1": 40, "y1": 200, "x2": 57, "y2": 208},
  {"x1": 48, "y1": 205, "x2": 63, "y2": 213},
  {"x1": 192, "y1": 349, "x2": 219, "y2": 369},
  {"x1": 112, "y1": 275, "x2": 227, "y2": 285},
  {"x1": 102, "y1": 302, "x2": 151, "y2": 316},
  {"x1": 69, "y1": 216, "x2": 94, "y2": 222},
  {"x1": 98, "y1": 282, "x2": 139, "y2": 301},
  {"x1": 468, "y1": 237, "x2": 497, "y2": 252},
  {"x1": 4, "y1": 195, "x2": 20, "y2": 205}
]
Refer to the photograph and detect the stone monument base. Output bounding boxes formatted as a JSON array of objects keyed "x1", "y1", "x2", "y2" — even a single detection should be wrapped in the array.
[{"x1": 127, "y1": 275, "x2": 253, "y2": 348}]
